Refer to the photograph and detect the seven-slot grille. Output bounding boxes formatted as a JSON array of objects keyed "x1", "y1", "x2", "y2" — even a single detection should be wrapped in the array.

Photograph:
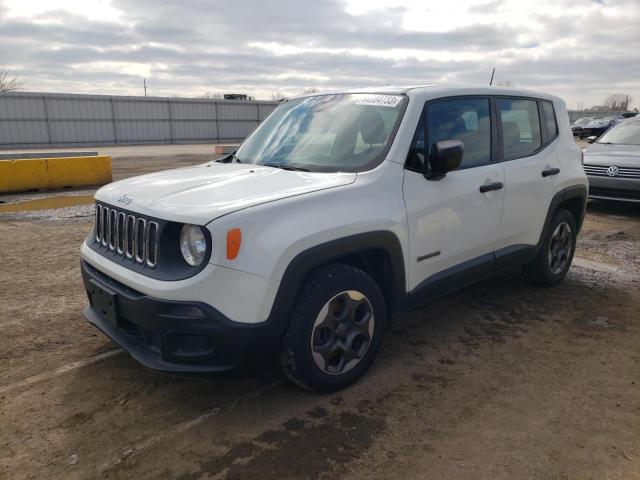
[
  {"x1": 95, "y1": 204, "x2": 159, "y2": 268},
  {"x1": 583, "y1": 164, "x2": 640, "y2": 179}
]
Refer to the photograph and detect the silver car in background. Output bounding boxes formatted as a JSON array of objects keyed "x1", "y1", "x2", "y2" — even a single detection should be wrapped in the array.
[{"x1": 583, "y1": 118, "x2": 640, "y2": 203}]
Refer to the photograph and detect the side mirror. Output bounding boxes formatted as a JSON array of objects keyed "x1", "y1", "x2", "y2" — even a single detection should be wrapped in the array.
[
  {"x1": 425, "y1": 140, "x2": 464, "y2": 180},
  {"x1": 587, "y1": 136, "x2": 597, "y2": 144}
]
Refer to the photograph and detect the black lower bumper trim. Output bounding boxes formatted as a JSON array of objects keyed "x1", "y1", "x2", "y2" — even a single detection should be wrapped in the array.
[
  {"x1": 589, "y1": 187, "x2": 640, "y2": 202},
  {"x1": 81, "y1": 261, "x2": 280, "y2": 374}
]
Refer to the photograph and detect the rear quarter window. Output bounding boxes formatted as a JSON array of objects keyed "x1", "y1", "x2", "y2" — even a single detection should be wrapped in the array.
[{"x1": 541, "y1": 101, "x2": 558, "y2": 141}]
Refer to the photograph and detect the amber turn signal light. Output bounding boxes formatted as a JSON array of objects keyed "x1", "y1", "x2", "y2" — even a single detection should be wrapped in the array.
[{"x1": 226, "y1": 228, "x2": 242, "y2": 259}]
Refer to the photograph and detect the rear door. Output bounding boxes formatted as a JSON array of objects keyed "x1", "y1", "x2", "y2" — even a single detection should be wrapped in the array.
[
  {"x1": 494, "y1": 97, "x2": 564, "y2": 268},
  {"x1": 403, "y1": 96, "x2": 505, "y2": 300}
]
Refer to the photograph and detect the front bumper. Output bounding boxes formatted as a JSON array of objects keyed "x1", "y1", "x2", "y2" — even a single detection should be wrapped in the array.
[
  {"x1": 81, "y1": 261, "x2": 280, "y2": 374},
  {"x1": 587, "y1": 175, "x2": 640, "y2": 203}
]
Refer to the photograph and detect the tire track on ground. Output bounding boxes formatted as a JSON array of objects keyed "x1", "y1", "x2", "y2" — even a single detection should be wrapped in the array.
[{"x1": 0, "y1": 349, "x2": 123, "y2": 395}]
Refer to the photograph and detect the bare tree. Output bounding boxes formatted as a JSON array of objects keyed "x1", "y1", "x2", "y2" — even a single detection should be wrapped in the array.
[
  {"x1": 603, "y1": 93, "x2": 633, "y2": 111},
  {"x1": 302, "y1": 87, "x2": 319, "y2": 94},
  {"x1": 0, "y1": 69, "x2": 23, "y2": 92},
  {"x1": 271, "y1": 91, "x2": 286, "y2": 101}
]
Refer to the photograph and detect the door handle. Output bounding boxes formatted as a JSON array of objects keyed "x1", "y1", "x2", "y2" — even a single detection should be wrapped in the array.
[
  {"x1": 479, "y1": 182, "x2": 504, "y2": 193},
  {"x1": 541, "y1": 167, "x2": 560, "y2": 177}
]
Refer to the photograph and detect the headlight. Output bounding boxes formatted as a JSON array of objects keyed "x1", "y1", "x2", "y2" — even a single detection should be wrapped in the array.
[{"x1": 179, "y1": 224, "x2": 208, "y2": 266}]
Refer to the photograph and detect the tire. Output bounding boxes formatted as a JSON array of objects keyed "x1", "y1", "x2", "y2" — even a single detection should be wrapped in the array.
[
  {"x1": 279, "y1": 263, "x2": 387, "y2": 393},
  {"x1": 523, "y1": 209, "x2": 577, "y2": 286}
]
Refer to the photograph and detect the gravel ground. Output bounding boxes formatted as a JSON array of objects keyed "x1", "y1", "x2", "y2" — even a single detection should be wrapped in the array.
[{"x1": 1, "y1": 148, "x2": 639, "y2": 480}]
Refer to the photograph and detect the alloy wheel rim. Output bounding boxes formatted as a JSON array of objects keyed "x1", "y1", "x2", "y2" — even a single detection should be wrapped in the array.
[
  {"x1": 548, "y1": 221, "x2": 572, "y2": 274},
  {"x1": 310, "y1": 290, "x2": 374, "y2": 375}
]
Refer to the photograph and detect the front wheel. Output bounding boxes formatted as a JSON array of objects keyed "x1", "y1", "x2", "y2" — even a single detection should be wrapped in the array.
[
  {"x1": 523, "y1": 209, "x2": 577, "y2": 286},
  {"x1": 279, "y1": 263, "x2": 387, "y2": 392}
]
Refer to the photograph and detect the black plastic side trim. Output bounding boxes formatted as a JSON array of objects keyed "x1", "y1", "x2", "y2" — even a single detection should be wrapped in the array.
[
  {"x1": 408, "y1": 253, "x2": 493, "y2": 308},
  {"x1": 493, "y1": 244, "x2": 537, "y2": 274}
]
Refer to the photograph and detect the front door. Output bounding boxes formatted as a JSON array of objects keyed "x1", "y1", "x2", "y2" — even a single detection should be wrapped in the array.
[{"x1": 403, "y1": 97, "x2": 505, "y2": 301}]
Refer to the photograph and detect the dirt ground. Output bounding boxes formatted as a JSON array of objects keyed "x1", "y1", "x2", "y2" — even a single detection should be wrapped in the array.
[{"x1": 1, "y1": 151, "x2": 639, "y2": 480}]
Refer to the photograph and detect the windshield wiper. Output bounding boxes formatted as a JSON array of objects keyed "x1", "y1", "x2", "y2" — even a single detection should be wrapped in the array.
[
  {"x1": 216, "y1": 150, "x2": 243, "y2": 163},
  {"x1": 262, "y1": 162, "x2": 311, "y2": 172}
]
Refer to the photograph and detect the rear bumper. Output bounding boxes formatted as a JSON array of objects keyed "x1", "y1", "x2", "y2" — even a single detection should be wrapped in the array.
[{"x1": 81, "y1": 261, "x2": 281, "y2": 374}]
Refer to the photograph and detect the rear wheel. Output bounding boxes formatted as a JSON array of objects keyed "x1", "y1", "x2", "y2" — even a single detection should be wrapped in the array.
[
  {"x1": 523, "y1": 209, "x2": 577, "y2": 286},
  {"x1": 279, "y1": 263, "x2": 387, "y2": 392}
]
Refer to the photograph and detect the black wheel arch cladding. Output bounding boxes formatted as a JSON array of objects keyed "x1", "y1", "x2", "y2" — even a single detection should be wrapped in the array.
[{"x1": 265, "y1": 231, "x2": 406, "y2": 333}]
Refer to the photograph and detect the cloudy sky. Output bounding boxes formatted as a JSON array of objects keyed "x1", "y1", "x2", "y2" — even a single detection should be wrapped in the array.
[{"x1": 1, "y1": 0, "x2": 638, "y2": 108}]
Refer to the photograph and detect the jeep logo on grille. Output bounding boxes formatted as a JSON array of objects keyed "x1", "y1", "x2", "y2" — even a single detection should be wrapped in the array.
[
  {"x1": 118, "y1": 194, "x2": 134, "y2": 205},
  {"x1": 607, "y1": 166, "x2": 619, "y2": 177}
]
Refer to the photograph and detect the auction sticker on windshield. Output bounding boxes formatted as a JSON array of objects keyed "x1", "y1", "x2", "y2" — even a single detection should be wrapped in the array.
[{"x1": 355, "y1": 95, "x2": 403, "y2": 108}]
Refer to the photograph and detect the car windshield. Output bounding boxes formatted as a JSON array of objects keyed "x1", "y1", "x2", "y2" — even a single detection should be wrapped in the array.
[
  {"x1": 597, "y1": 121, "x2": 640, "y2": 145},
  {"x1": 235, "y1": 93, "x2": 407, "y2": 172}
]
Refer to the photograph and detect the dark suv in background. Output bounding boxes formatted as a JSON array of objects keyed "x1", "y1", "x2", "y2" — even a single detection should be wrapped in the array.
[
  {"x1": 580, "y1": 116, "x2": 616, "y2": 139},
  {"x1": 571, "y1": 117, "x2": 594, "y2": 137}
]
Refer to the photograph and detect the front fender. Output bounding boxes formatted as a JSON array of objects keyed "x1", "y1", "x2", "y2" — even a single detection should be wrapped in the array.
[{"x1": 206, "y1": 161, "x2": 409, "y2": 326}]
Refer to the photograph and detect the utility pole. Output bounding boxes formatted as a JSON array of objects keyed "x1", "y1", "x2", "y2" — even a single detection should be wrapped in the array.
[
  {"x1": 143, "y1": 78, "x2": 148, "y2": 98},
  {"x1": 489, "y1": 68, "x2": 495, "y2": 86}
]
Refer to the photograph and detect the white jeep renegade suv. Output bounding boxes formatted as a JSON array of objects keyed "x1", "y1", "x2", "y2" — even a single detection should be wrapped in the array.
[{"x1": 81, "y1": 86, "x2": 588, "y2": 392}]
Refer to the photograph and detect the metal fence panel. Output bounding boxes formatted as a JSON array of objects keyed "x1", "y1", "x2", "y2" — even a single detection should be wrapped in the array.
[
  {"x1": 114, "y1": 99, "x2": 170, "y2": 120},
  {"x1": 0, "y1": 95, "x2": 46, "y2": 119},
  {"x1": 0, "y1": 92, "x2": 280, "y2": 148},
  {"x1": 258, "y1": 104, "x2": 277, "y2": 120},
  {"x1": 47, "y1": 97, "x2": 113, "y2": 120},
  {"x1": 173, "y1": 121, "x2": 218, "y2": 141},
  {"x1": 218, "y1": 121, "x2": 258, "y2": 139},
  {"x1": 171, "y1": 101, "x2": 218, "y2": 120},
  {"x1": 116, "y1": 120, "x2": 171, "y2": 142},
  {"x1": 0, "y1": 120, "x2": 49, "y2": 144},
  {"x1": 217, "y1": 102, "x2": 259, "y2": 121},
  {"x1": 49, "y1": 120, "x2": 115, "y2": 143}
]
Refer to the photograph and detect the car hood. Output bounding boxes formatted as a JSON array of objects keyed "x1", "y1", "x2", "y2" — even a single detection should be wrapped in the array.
[
  {"x1": 95, "y1": 162, "x2": 357, "y2": 224},
  {"x1": 584, "y1": 143, "x2": 640, "y2": 167}
]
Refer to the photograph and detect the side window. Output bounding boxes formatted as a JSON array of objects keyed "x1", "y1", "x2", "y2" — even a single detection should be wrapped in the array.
[
  {"x1": 497, "y1": 98, "x2": 542, "y2": 160},
  {"x1": 427, "y1": 98, "x2": 491, "y2": 169},
  {"x1": 541, "y1": 101, "x2": 558, "y2": 141}
]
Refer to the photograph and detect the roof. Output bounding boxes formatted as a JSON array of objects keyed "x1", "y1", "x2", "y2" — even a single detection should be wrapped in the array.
[{"x1": 290, "y1": 84, "x2": 562, "y2": 103}]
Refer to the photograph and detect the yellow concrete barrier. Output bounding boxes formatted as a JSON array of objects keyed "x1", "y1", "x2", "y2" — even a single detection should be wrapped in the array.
[{"x1": 0, "y1": 156, "x2": 112, "y2": 193}]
